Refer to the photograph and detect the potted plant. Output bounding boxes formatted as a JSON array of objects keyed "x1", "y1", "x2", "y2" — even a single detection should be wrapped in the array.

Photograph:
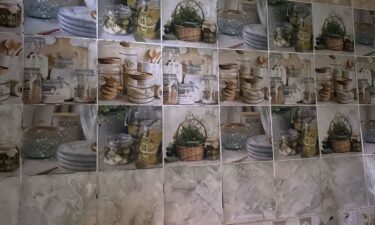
[
  {"x1": 174, "y1": 116, "x2": 207, "y2": 161},
  {"x1": 327, "y1": 115, "x2": 352, "y2": 153},
  {"x1": 321, "y1": 13, "x2": 346, "y2": 51},
  {"x1": 170, "y1": 0, "x2": 204, "y2": 42}
]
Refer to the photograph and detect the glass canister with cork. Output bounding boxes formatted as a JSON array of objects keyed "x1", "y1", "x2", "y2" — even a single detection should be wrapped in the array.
[
  {"x1": 201, "y1": 75, "x2": 218, "y2": 104},
  {"x1": 74, "y1": 69, "x2": 96, "y2": 103},
  {"x1": 136, "y1": 0, "x2": 160, "y2": 39}
]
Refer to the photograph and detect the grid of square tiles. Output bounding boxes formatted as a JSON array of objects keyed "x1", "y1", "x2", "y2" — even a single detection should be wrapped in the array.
[{"x1": 0, "y1": 0, "x2": 375, "y2": 225}]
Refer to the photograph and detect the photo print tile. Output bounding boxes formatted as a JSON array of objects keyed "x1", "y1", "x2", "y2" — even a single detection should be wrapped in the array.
[
  {"x1": 268, "y1": 1, "x2": 313, "y2": 53},
  {"x1": 98, "y1": 0, "x2": 161, "y2": 43},
  {"x1": 98, "y1": 40, "x2": 162, "y2": 105},
  {"x1": 217, "y1": 0, "x2": 268, "y2": 50},
  {"x1": 162, "y1": 0, "x2": 218, "y2": 48},
  {"x1": 272, "y1": 106, "x2": 319, "y2": 160},
  {"x1": 313, "y1": 4, "x2": 354, "y2": 55},
  {"x1": 317, "y1": 105, "x2": 362, "y2": 157},
  {"x1": 24, "y1": 0, "x2": 97, "y2": 38},
  {"x1": 98, "y1": 105, "x2": 162, "y2": 171},
  {"x1": 22, "y1": 104, "x2": 97, "y2": 176},
  {"x1": 221, "y1": 106, "x2": 273, "y2": 163},
  {"x1": 269, "y1": 53, "x2": 315, "y2": 105}
]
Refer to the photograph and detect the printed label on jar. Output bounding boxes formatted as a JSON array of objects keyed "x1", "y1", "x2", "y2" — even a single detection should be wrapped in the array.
[
  {"x1": 178, "y1": 92, "x2": 194, "y2": 105},
  {"x1": 127, "y1": 86, "x2": 154, "y2": 98},
  {"x1": 0, "y1": 81, "x2": 10, "y2": 102},
  {"x1": 120, "y1": 53, "x2": 137, "y2": 72}
]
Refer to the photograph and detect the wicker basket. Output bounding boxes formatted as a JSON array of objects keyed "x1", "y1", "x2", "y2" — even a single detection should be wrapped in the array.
[
  {"x1": 330, "y1": 139, "x2": 351, "y2": 153},
  {"x1": 325, "y1": 36, "x2": 344, "y2": 51},
  {"x1": 328, "y1": 114, "x2": 352, "y2": 153},
  {"x1": 175, "y1": 118, "x2": 207, "y2": 161},
  {"x1": 322, "y1": 13, "x2": 346, "y2": 51},
  {"x1": 173, "y1": 0, "x2": 204, "y2": 42},
  {"x1": 177, "y1": 146, "x2": 204, "y2": 161}
]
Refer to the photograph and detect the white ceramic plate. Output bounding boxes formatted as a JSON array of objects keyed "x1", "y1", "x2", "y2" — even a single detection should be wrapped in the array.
[
  {"x1": 57, "y1": 156, "x2": 96, "y2": 167},
  {"x1": 59, "y1": 162, "x2": 96, "y2": 171},
  {"x1": 58, "y1": 6, "x2": 96, "y2": 25},
  {"x1": 59, "y1": 24, "x2": 97, "y2": 38},
  {"x1": 246, "y1": 135, "x2": 272, "y2": 149},
  {"x1": 58, "y1": 141, "x2": 96, "y2": 157},
  {"x1": 58, "y1": 14, "x2": 96, "y2": 32}
]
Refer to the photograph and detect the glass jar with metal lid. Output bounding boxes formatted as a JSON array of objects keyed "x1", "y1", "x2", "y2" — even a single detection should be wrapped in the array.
[
  {"x1": 104, "y1": 133, "x2": 134, "y2": 165},
  {"x1": 358, "y1": 79, "x2": 370, "y2": 104},
  {"x1": 201, "y1": 75, "x2": 218, "y2": 104},
  {"x1": 74, "y1": 69, "x2": 96, "y2": 103},
  {"x1": 136, "y1": 0, "x2": 160, "y2": 39},
  {"x1": 178, "y1": 84, "x2": 194, "y2": 105},
  {"x1": 104, "y1": 5, "x2": 133, "y2": 35},
  {"x1": 25, "y1": 37, "x2": 49, "y2": 79},
  {"x1": 163, "y1": 73, "x2": 178, "y2": 105},
  {"x1": 23, "y1": 67, "x2": 42, "y2": 104},
  {"x1": 302, "y1": 118, "x2": 318, "y2": 157},
  {"x1": 279, "y1": 129, "x2": 298, "y2": 156},
  {"x1": 98, "y1": 64, "x2": 123, "y2": 100},
  {"x1": 136, "y1": 119, "x2": 162, "y2": 166},
  {"x1": 42, "y1": 80, "x2": 65, "y2": 104},
  {"x1": 0, "y1": 1, "x2": 21, "y2": 27},
  {"x1": 0, "y1": 144, "x2": 19, "y2": 172}
]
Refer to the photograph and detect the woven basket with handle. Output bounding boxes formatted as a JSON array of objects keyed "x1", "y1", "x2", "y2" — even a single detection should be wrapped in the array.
[
  {"x1": 173, "y1": 0, "x2": 204, "y2": 42},
  {"x1": 328, "y1": 114, "x2": 352, "y2": 153},
  {"x1": 322, "y1": 13, "x2": 346, "y2": 51},
  {"x1": 175, "y1": 118, "x2": 207, "y2": 161}
]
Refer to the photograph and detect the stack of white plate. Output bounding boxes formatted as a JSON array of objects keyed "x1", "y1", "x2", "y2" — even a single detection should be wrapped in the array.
[
  {"x1": 57, "y1": 141, "x2": 96, "y2": 171},
  {"x1": 246, "y1": 135, "x2": 273, "y2": 161},
  {"x1": 58, "y1": 6, "x2": 96, "y2": 38},
  {"x1": 242, "y1": 24, "x2": 268, "y2": 50}
]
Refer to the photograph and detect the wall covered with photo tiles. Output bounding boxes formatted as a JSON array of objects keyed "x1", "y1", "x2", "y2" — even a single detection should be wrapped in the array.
[{"x1": 0, "y1": 0, "x2": 375, "y2": 225}]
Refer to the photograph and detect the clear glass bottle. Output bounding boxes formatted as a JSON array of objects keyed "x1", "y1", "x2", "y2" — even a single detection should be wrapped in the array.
[
  {"x1": 50, "y1": 58, "x2": 74, "y2": 101},
  {"x1": 163, "y1": 73, "x2": 178, "y2": 105},
  {"x1": 23, "y1": 68, "x2": 42, "y2": 104},
  {"x1": 74, "y1": 69, "x2": 96, "y2": 103},
  {"x1": 136, "y1": 0, "x2": 160, "y2": 39},
  {"x1": 104, "y1": 5, "x2": 133, "y2": 35},
  {"x1": 98, "y1": 64, "x2": 123, "y2": 100},
  {"x1": 184, "y1": 64, "x2": 202, "y2": 103},
  {"x1": 24, "y1": 37, "x2": 49, "y2": 79},
  {"x1": 201, "y1": 75, "x2": 218, "y2": 104}
]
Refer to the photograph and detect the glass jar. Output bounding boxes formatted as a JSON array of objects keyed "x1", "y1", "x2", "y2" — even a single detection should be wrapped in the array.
[
  {"x1": 136, "y1": 0, "x2": 160, "y2": 39},
  {"x1": 302, "y1": 119, "x2": 318, "y2": 157},
  {"x1": 50, "y1": 58, "x2": 75, "y2": 101},
  {"x1": 364, "y1": 120, "x2": 375, "y2": 143},
  {"x1": 296, "y1": 21, "x2": 312, "y2": 52},
  {"x1": 205, "y1": 137, "x2": 220, "y2": 160},
  {"x1": 184, "y1": 64, "x2": 202, "y2": 102},
  {"x1": 119, "y1": 46, "x2": 138, "y2": 74},
  {"x1": 303, "y1": 77, "x2": 316, "y2": 104},
  {"x1": 218, "y1": 9, "x2": 246, "y2": 36},
  {"x1": 279, "y1": 129, "x2": 298, "y2": 156},
  {"x1": 23, "y1": 67, "x2": 42, "y2": 104},
  {"x1": 0, "y1": 1, "x2": 21, "y2": 27},
  {"x1": 23, "y1": 126, "x2": 69, "y2": 159},
  {"x1": 273, "y1": 22, "x2": 294, "y2": 48},
  {"x1": 270, "y1": 77, "x2": 284, "y2": 104},
  {"x1": 221, "y1": 123, "x2": 249, "y2": 150},
  {"x1": 178, "y1": 84, "x2": 194, "y2": 105},
  {"x1": 163, "y1": 73, "x2": 178, "y2": 105},
  {"x1": 104, "y1": 133, "x2": 133, "y2": 165},
  {"x1": 98, "y1": 64, "x2": 123, "y2": 100},
  {"x1": 104, "y1": 5, "x2": 133, "y2": 35},
  {"x1": 370, "y1": 87, "x2": 375, "y2": 104},
  {"x1": 201, "y1": 75, "x2": 218, "y2": 104},
  {"x1": 202, "y1": 20, "x2": 217, "y2": 43},
  {"x1": 358, "y1": 79, "x2": 370, "y2": 104},
  {"x1": 0, "y1": 144, "x2": 19, "y2": 172},
  {"x1": 42, "y1": 80, "x2": 65, "y2": 104},
  {"x1": 25, "y1": 37, "x2": 49, "y2": 79},
  {"x1": 74, "y1": 69, "x2": 96, "y2": 103},
  {"x1": 283, "y1": 86, "x2": 298, "y2": 105},
  {"x1": 136, "y1": 120, "x2": 162, "y2": 166}
]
